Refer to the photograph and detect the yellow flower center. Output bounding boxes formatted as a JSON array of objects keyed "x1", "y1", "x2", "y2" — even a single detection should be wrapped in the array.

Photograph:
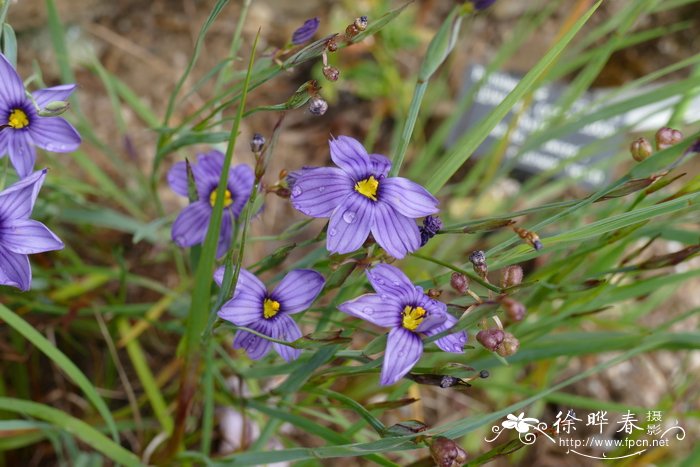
[
  {"x1": 8, "y1": 109, "x2": 29, "y2": 129},
  {"x1": 209, "y1": 189, "x2": 233, "y2": 208},
  {"x1": 354, "y1": 176, "x2": 379, "y2": 201},
  {"x1": 263, "y1": 298, "x2": 280, "y2": 319},
  {"x1": 402, "y1": 305, "x2": 426, "y2": 331}
]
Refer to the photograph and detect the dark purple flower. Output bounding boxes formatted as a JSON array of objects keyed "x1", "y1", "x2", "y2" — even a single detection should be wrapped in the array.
[
  {"x1": 471, "y1": 0, "x2": 497, "y2": 10},
  {"x1": 0, "y1": 53, "x2": 81, "y2": 178},
  {"x1": 290, "y1": 136, "x2": 439, "y2": 258},
  {"x1": 168, "y1": 150, "x2": 254, "y2": 258},
  {"x1": 0, "y1": 169, "x2": 64, "y2": 291},
  {"x1": 419, "y1": 215, "x2": 442, "y2": 246},
  {"x1": 214, "y1": 267, "x2": 325, "y2": 362},
  {"x1": 291, "y1": 17, "x2": 320, "y2": 45},
  {"x1": 338, "y1": 264, "x2": 467, "y2": 385}
]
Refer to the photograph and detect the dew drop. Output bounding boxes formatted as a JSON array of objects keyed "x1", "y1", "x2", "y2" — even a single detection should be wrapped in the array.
[
  {"x1": 392, "y1": 280, "x2": 400, "y2": 286},
  {"x1": 318, "y1": 186, "x2": 325, "y2": 193},
  {"x1": 328, "y1": 228, "x2": 337, "y2": 237},
  {"x1": 362, "y1": 306, "x2": 374, "y2": 315},
  {"x1": 291, "y1": 186, "x2": 302, "y2": 197},
  {"x1": 342, "y1": 210, "x2": 356, "y2": 223},
  {"x1": 377, "y1": 278, "x2": 385, "y2": 285},
  {"x1": 380, "y1": 294, "x2": 388, "y2": 301},
  {"x1": 398, "y1": 351, "x2": 406, "y2": 357},
  {"x1": 454, "y1": 346, "x2": 462, "y2": 352}
]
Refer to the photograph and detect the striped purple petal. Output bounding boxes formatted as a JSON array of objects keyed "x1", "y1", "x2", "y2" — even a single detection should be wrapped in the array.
[
  {"x1": 424, "y1": 314, "x2": 467, "y2": 353},
  {"x1": 271, "y1": 314, "x2": 302, "y2": 362},
  {"x1": 289, "y1": 167, "x2": 353, "y2": 218},
  {"x1": 0, "y1": 169, "x2": 45, "y2": 220},
  {"x1": 329, "y1": 136, "x2": 372, "y2": 180},
  {"x1": 233, "y1": 321, "x2": 273, "y2": 360},
  {"x1": 0, "y1": 53, "x2": 25, "y2": 105},
  {"x1": 228, "y1": 164, "x2": 255, "y2": 217},
  {"x1": 171, "y1": 201, "x2": 210, "y2": 247},
  {"x1": 29, "y1": 116, "x2": 82, "y2": 153},
  {"x1": 380, "y1": 327, "x2": 423, "y2": 386},
  {"x1": 337, "y1": 293, "x2": 402, "y2": 328},
  {"x1": 32, "y1": 84, "x2": 77, "y2": 109},
  {"x1": 0, "y1": 245, "x2": 31, "y2": 291},
  {"x1": 379, "y1": 177, "x2": 439, "y2": 218},
  {"x1": 0, "y1": 219, "x2": 63, "y2": 254},
  {"x1": 365, "y1": 264, "x2": 416, "y2": 299},
  {"x1": 167, "y1": 161, "x2": 190, "y2": 197},
  {"x1": 7, "y1": 131, "x2": 36, "y2": 179},
  {"x1": 270, "y1": 269, "x2": 325, "y2": 314},
  {"x1": 327, "y1": 194, "x2": 374, "y2": 254},
  {"x1": 370, "y1": 201, "x2": 421, "y2": 259},
  {"x1": 369, "y1": 153, "x2": 392, "y2": 177}
]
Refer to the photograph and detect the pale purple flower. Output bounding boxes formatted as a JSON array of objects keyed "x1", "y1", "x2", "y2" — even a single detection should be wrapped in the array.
[
  {"x1": 168, "y1": 150, "x2": 254, "y2": 258},
  {"x1": 291, "y1": 17, "x2": 320, "y2": 45},
  {"x1": 214, "y1": 267, "x2": 325, "y2": 362},
  {"x1": 0, "y1": 169, "x2": 64, "y2": 291},
  {"x1": 289, "y1": 136, "x2": 439, "y2": 259},
  {"x1": 0, "y1": 53, "x2": 81, "y2": 178},
  {"x1": 338, "y1": 264, "x2": 467, "y2": 385}
]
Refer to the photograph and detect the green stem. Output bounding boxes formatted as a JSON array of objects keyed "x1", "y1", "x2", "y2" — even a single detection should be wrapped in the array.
[{"x1": 390, "y1": 80, "x2": 427, "y2": 177}]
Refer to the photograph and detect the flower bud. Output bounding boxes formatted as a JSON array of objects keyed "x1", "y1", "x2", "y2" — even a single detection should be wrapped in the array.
[
  {"x1": 309, "y1": 97, "x2": 328, "y2": 116},
  {"x1": 419, "y1": 215, "x2": 442, "y2": 246},
  {"x1": 495, "y1": 332, "x2": 519, "y2": 357},
  {"x1": 38, "y1": 100, "x2": 70, "y2": 117},
  {"x1": 502, "y1": 297, "x2": 526, "y2": 321},
  {"x1": 326, "y1": 37, "x2": 338, "y2": 52},
  {"x1": 450, "y1": 272, "x2": 469, "y2": 295},
  {"x1": 630, "y1": 137, "x2": 652, "y2": 161},
  {"x1": 476, "y1": 328, "x2": 504, "y2": 351},
  {"x1": 430, "y1": 437, "x2": 468, "y2": 467},
  {"x1": 354, "y1": 16, "x2": 368, "y2": 31},
  {"x1": 469, "y1": 250, "x2": 487, "y2": 278},
  {"x1": 250, "y1": 133, "x2": 265, "y2": 153},
  {"x1": 427, "y1": 288, "x2": 442, "y2": 299},
  {"x1": 500, "y1": 265, "x2": 523, "y2": 288},
  {"x1": 322, "y1": 65, "x2": 340, "y2": 82},
  {"x1": 656, "y1": 127, "x2": 683, "y2": 150}
]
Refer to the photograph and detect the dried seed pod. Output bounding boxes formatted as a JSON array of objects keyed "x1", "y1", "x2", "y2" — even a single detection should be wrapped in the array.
[
  {"x1": 308, "y1": 97, "x2": 328, "y2": 116},
  {"x1": 326, "y1": 37, "x2": 338, "y2": 52},
  {"x1": 476, "y1": 328, "x2": 505, "y2": 351},
  {"x1": 430, "y1": 437, "x2": 468, "y2": 467},
  {"x1": 655, "y1": 127, "x2": 683, "y2": 150},
  {"x1": 501, "y1": 297, "x2": 526, "y2": 321},
  {"x1": 630, "y1": 137, "x2": 652, "y2": 161},
  {"x1": 450, "y1": 272, "x2": 469, "y2": 295},
  {"x1": 495, "y1": 332, "x2": 520, "y2": 357},
  {"x1": 322, "y1": 65, "x2": 340, "y2": 82},
  {"x1": 500, "y1": 265, "x2": 523, "y2": 288}
]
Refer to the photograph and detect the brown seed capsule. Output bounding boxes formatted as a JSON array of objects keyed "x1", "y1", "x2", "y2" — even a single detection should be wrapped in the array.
[
  {"x1": 513, "y1": 226, "x2": 542, "y2": 251},
  {"x1": 469, "y1": 250, "x2": 488, "y2": 279},
  {"x1": 275, "y1": 187, "x2": 291, "y2": 198},
  {"x1": 345, "y1": 23, "x2": 359, "y2": 37},
  {"x1": 322, "y1": 65, "x2": 340, "y2": 82},
  {"x1": 326, "y1": 37, "x2": 338, "y2": 52},
  {"x1": 630, "y1": 137, "x2": 652, "y2": 162},
  {"x1": 502, "y1": 297, "x2": 526, "y2": 321},
  {"x1": 501, "y1": 265, "x2": 523, "y2": 288},
  {"x1": 450, "y1": 272, "x2": 469, "y2": 295},
  {"x1": 655, "y1": 127, "x2": 683, "y2": 150},
  {"x1": 495, "y1": 332, "x2": 520, "y2": 357},
  {"x1": 430, "y1": 437, "x2": 468, "y2": 467},
  {"x1": 476, "y1": 328, "x2": 505, "y2": 351},
  {"x1": 427, "y1": 288, "x2": 442, "y2": 299},
  {"x1": 308, "y1": 97, "x2": 328, "y2": 116},
  {"x1": 354, "y1": 16, "x2": 368, "y2": 31}
]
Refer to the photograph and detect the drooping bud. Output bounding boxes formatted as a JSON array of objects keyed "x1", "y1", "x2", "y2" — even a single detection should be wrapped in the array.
[
  {"x1": 469, "y1": 250, "x2": 488, "y2": 279},
  {"x1": 655, "y1": 127, "x2": 683, "y2": 150},
  {"x1": 309, "y1": 97, "x2": 328, "y2": 116},
  {"x1": 322, "y1": 65, "x2": 340, "y2": 82},
  {"x1": 430, "y1": 437, "x2": 468, "y2": 467},
  {"x1": 630, "y1": 137, "x2": 653, "y2": 161},
  {"x1": 495, "y1": 332, "x2": 520, "y2": 357},
  {"x1": 250, "y1": 133, "x2": 265, "y2": 153},
  {"x1": 450, "y1": 272, "x2": 469, "y2": 295},
  {"x1": 476, "y1": 328, "x2": 504, "y2": 351},
  {"x1": 501, "y1": 265, "x2": 523, "y2": 288},
  {"x1": 501, "y1": 297, "x2": 526, "y2": 321},
  {"x1": 38, "y1": 100, "x2": 70, "y2": 117}
]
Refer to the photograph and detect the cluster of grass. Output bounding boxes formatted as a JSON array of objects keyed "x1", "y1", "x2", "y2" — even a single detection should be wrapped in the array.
[{"x1": 1, "y1": 0, "x2": 699, "y2": 465}]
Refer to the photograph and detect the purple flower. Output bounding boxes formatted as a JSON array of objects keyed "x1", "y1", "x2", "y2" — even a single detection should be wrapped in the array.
[
  {"x1": 214, "y1": 267, "x2": 325, "y2": 362},
  {"x1": 471, "y1": 0, "x2": 497, "y2": 10},
  {"x1": 338, "y1": 264, "x2": 467, "y2": 385},
  {"x1": 0, "y1": 53, "x2": 81, "y2": 178},
  {"x1": 289, "y1": 136, "x2": 439, "y2": 259},
  {"x1": 419, "y1": 215, "x2": 442, "y2": 246},
  {"x1": 0, "y1": 169, "x2": 64, "y2": 291},
  {"x1": 291, "y1": 17, "x2": 320, "y2": 45},
  {"x1": 168, "y1": 150, "x2": 254, "y2": 258}
]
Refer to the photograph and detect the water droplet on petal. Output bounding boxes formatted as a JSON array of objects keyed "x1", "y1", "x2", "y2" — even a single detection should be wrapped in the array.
[
  {"x1": 342, "y1": 210, "x2": 356, "y2": 223},
  {"x1": 454, "y1": 345, "x2": 462, "y2": 352},
  {"x1": 328, "y1": 228, "x2": 337, "y2": 236},
  {"x1": 392, "y1": 280, "x2": 400, "y2": 286},
  {"x1": 377, "y1": 278, "x2": 385, "y2": 285},
  {"x1": 380, "y1": 294, "x2": 388, "y2": 301},
  {"x1": 292, "y1": 186, "x2": 302, "y2": 197},
  {"x1": 318, "y1": 186, "x2": 325, "y2": 192},
  {"x1": 398, "y1": 351, "x2": 406, "y2": 357},
  {"x1": 362, "y1": 306, "x2": 374, "y2": 315}
]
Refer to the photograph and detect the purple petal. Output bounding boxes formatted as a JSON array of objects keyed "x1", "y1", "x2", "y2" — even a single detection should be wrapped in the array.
[
  {"x1": 371, "y1": 202, "x2": 420, "y2": 259},
  {"x1": 228, "y1": 164, "x2": 255, "y2": 217},
  {"x1": 365, "y1": 264, "x2": 416, "y2": 298},
  {"x1": 291, "y1": 17, "x2": 320, "y2": 45},
  {"x1": 369, "y1": 154, "x2": 392, "y2": 177},
  {"x1": 7, "y1": 131, "x2": 37, "y2": 178},
  {"x1": 232, "y1": 321, "x2": 272, "y2": 360},
  {"x1": 171, "y1": 201, "x2": 210, "y2": 247},
  {"x1": 215, "y1": 209, "x2": 234, "y2": 259},
  {"x1": 290, "y1": 167, "x2": 353, "y2": 218},
  {"x1": 379, "y1": 177, "x2": 439, "y2": 218},
  {"x1": 0, "y1": 169, "x2": 46, "y2": 220},
  {"x1": 29, "y1": 117, "x2": 82, "y2": 153},
  {"x1": 0, "y1": 219, "x2": 63, "y2": 254},
  {"x1": 424, "y1": 314, "x2": 467, "y2": 353},
  {"x1": 193, "y1": 151, "x2": 224, "y2": 195},
  {"x1": 0, "y1": 246, "x2": 31, "y2": 291},
  {"x1": 0, "y1": 128, "x2": 8, "y2": 156},
  {"x1": 0, "y1": 53, "x2": 25, "y2": 105},
  {"x1": 270, "y1": 269, "x2": 325, "y2": 314},
  {"x1": 231, "y1": 268, "x2": 267, "y2": 298},
  {"x1": 32, "y1": 84, "x2": 77, "y2": 109},
  {"x1": 271, "y1": 314, "x2": 302, "y2": 362},
  {"x1": 218, "y1": 292, "x2": 264, "y2": 327},
  {"x1": 327, "y1": 194, "x2": 374, "y2": 254},
  {"x1": 329, "y1": 136, "x2": 372, "y2": 180},
  {"x1": 167, "y1": 161, "x2": 190, "y2": 197},
  {"x1": 213, "y1": 266, "x2": 225, "y2": 287},
  {"x1": 380, "y1": 327, "x2": 423, "y2": 386},
  {"x1": 337, "y1": 293, "x2": 402, "y2": 328},
  {"x1": 413, "y1": 294, "x2": 448, "y2": 334}
]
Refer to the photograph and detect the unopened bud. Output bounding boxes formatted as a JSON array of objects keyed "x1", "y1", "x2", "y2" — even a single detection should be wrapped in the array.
[
  {"x1": 354, "y1": 16, "x2": 368, "y2": 31},
  {"x1": 502, "y1": 297, "x2": 526, "y2": 321},
  {"x1": 430, "y1": 437, "x2": 468, "y2": 467},
  {"x1": 656, "y1": 127, "x2": 683, "y2": 150},
  {"x1": 38, "y1": 100, "x2": 70, "y2": 117},
  {"x1": 630, "y1": 137, "x2": 652, "y2": 161},
  {"x1": 427, "y1": 288, "x2": 442, "y2": 299},
  {"x1": 476, "y1": 328, "x2": 504, "y2": 351},
  {"x1": 420, "y1": 215, "x2": 442, "y2": 246},
  {"x1": 450, "y1": 272, "x2": 469, "y2": 295},
  {"x1": 501, "y1": 265, "x2": 523, "y2": 288},
  {"x1": 326, "y1": 37, "x2": 338, "y2": 52},
  {"x1": 250, "y1": 133, "x2": 265, "y2": 153},
  {"x1": 469, "y1": 250, "x2": 488, "y2": 278},
  {"x1": 322, "y1": 65, "x2": 340, "y2": 82},
  {"x1": 495, "y1": 332, "x2": 519, "y2": 357},
  {"x1": 309, "y1": 97, "x2": 328, "y2": 116}
]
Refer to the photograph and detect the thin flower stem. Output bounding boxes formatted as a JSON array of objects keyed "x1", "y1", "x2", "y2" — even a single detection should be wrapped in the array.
[
  {"x1": 410, "y1": 252, "x2": 502, "y2": 293},
  {"x1": 390, "y1": 80, "x2": 427, "y2": 177}
]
